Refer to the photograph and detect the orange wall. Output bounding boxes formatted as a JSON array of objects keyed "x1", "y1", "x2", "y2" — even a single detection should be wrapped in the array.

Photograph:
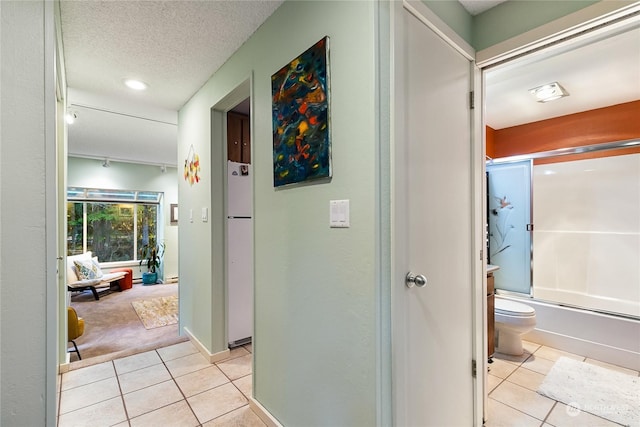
[
  {"x1": 489, "y1": 100, "x2": 640, "y2": 164},
  {"x1": 486, "y1": 125, "x2": 496, "y2": 159}
]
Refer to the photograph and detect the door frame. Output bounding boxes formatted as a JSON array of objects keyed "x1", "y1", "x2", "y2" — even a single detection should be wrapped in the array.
[
  {"x1": 390, "y1": 1, "x2": 485, "y2": 425},
  {"x1": 476, "y1": 1, "x2": 640, "y2": 423},
  {"x1": 210, "y1": 75, "x2": 254, "y2": 351}
]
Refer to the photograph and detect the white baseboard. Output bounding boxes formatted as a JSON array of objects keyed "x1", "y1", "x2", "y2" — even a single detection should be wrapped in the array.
[
  {"x1": 525, "y1": 328, "x2": 640, "y2": 371},
  {"x1": 58, "y1": 351, "x2": 71, "y2": 374},
  {"x1": 183, "y1": 327, "x2": 230, "y2": 363},
  {"x1": 250, "y1": 398, "x2": 282, "y2": 427}
]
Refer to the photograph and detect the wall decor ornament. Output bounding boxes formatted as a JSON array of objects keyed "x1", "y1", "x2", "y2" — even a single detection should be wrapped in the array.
[
  {"x1": 271, "y1": 36, "x2": 331, "y2": 187},
  {"x1": 183, "y1": 144, "x2": 201, "y2": 185}
]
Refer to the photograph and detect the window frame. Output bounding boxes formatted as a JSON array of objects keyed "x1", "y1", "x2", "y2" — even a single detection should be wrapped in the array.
[{"x1": 67, "y1": 188, "x2": 163, "y2": 266}]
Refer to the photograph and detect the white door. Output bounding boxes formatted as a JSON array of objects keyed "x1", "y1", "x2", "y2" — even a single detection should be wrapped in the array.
[{"x1": 393, "y1": 6, "x2": 475, "y2": 426}]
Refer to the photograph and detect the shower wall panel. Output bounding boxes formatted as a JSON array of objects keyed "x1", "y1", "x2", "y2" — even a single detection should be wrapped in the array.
[{"x1": 533, "y1": 153, "x2": 640, "y2": 317}]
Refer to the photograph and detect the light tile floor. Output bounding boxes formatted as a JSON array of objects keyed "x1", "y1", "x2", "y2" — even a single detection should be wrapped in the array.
[
  {"x1": 59, "y1": 339, "x2": 639, "y2": 426},
  {"x1": 58, "y1": 341, "x2": 265, "y2": 427},
  {"x1": 485, "y1": 341, "x2": 640, "y2": 427}
]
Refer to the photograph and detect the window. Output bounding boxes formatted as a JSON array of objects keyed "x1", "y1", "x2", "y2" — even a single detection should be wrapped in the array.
[{"x1": 67, "y1": 188, "x2": 162, "y2": 262}]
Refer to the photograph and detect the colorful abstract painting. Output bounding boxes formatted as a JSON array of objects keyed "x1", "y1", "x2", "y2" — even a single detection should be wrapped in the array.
[
  {"x1": 271, "y1": 37, "x2": 331, "y2": 187},
  {"x1": 183, "y1": 144, "x2": 200, "y2": 186}
]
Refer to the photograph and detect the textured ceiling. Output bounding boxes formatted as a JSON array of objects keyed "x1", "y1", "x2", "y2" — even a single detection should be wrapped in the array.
[
  {"x1": 61, "y1": 1, "x2": 638, "y2": 166},
  {"x1": 60, "y1": 0, "x2": 284, "y2": 166},
  {"x1": 60, "y1": 0, "x2": 284, "y2": 111}
]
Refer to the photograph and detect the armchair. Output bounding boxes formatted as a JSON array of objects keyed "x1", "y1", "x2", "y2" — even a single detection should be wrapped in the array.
[{"x1": 68, "y1": 306, "x2": 85, "y2": 360}]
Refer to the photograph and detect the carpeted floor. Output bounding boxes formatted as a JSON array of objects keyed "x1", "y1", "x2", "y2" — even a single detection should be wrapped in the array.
[{"x1": 68, "y1": 282, "x2": 188, "y2": 369}]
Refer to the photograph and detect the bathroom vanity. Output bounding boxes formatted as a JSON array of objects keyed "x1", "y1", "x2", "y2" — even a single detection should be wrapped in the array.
[{"x1": 487, "y1": 265, "x2": 499, "y2": 360}]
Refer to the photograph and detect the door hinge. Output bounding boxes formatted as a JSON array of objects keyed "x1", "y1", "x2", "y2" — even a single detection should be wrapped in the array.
[
  {"x1": 526, "y1": 224, "x2": 534, "y2": 231},
  {"x1": 479, "y1": 250, "x2": 483, "y2": 261},
  {"x1": 469, "y1": 91, "x2": 475, "y2": 110},
  {"x1": 472, "y1": 359, "x2": 477, "y2": 377}
]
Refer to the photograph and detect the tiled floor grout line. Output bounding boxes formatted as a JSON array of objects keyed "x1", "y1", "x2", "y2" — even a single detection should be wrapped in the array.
[
  {"x1": 488, "y1": 395, "x2": 550, "y2": 424},
  {"x1": 157, "y1": 349, "x2": 203, "y2": 426},
  {"x1": 540, "y1": 400, "x2": 558, "y2": 426},
  {"x1": 59, "y1": 342, "x2": 261, "y2": 426},
  {"x1": 112, "y1": 359, "x2": 133, "y2": 425}
]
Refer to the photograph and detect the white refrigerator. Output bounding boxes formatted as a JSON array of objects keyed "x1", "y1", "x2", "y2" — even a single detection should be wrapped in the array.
[{"x1": 227, "y1": 161, "x2": 253, "y2": 346}]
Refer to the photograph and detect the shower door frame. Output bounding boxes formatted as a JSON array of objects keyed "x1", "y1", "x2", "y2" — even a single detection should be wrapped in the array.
[
  {"x1": 487, "y1": 139, "x2": 640, "y2": 317},
  {"x1": 486, "y1": 158, "x2": 534, "y2": 297}
]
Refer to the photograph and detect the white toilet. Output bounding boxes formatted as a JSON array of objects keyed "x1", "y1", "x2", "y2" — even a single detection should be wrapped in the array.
[{"x1": 494, "y1": 297, "x2": 536, "y2": 355}]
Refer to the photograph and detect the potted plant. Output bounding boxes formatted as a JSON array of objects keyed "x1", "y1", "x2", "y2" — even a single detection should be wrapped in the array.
[{"x1": 139, "y1": 242, "x2": 165, "y2": 285}]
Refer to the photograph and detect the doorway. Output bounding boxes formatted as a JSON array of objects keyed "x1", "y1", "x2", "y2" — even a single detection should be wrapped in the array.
[
  {"x1": 226, "y1": 97, "x2": 254, "y2": 348},
  {"x1": 209, "y1": 78, "x2": 254, "y2": 351},
  {"x1": 480, "y1": 6, "x2": 640, "y2": 424}
]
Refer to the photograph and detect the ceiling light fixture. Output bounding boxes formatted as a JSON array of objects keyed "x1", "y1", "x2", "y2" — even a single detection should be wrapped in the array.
[
  {"x1": 123, "y1": 78, "x2": 148, "y2": 91},
  {"x1": 65, "y1": 111, "x2": 78, "y2": 124},
  {"x1": 529, "y1": 82, "x2": 569, "y2": 103},
  {"x1": 102, "y1": 158, "x2": 111, "y2": 168}
]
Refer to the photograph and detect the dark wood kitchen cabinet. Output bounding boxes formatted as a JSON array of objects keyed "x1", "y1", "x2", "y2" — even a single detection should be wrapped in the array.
[{"x1": 227, "y1": 112, "x2": 251, "y2": 163}]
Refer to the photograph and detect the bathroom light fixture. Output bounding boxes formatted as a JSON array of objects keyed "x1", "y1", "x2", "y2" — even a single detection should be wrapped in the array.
[
  {"x1": 123, "y1": 78, "x2": 148, "y2": 91},
  {"x1": 65, "y1": 111, "x2": 78, "y2": 124},
  {"x1": 102, "y1": 158, "x2": 111, "y2": 168},
  {"x1": 529, "y1": 82, "x2": 569, "y2": 103}
]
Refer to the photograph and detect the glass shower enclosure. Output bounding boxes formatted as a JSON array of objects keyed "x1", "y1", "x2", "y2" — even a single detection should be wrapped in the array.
[{"x1": 487, "y1": 160, "x2": 533, "y2": 295}]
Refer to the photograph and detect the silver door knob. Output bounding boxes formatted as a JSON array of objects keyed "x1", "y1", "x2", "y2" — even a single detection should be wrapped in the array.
[{"x1": 406, "y1": 272, "x2": 428, "y2": 288}]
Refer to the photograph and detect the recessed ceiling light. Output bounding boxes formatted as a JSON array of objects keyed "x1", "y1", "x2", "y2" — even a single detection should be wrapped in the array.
[
  {"x1": 123, "y1": 79, "x2": 148, "y2": 91},
  {"x1": 529, "y1": 82, "x2": 569, "y2": 103}
]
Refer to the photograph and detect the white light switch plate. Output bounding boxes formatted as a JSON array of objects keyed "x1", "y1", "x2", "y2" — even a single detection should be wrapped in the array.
[
  {"x1": 202, "y1": 207, "x2": 208, "y2": 222},
  {"x1": 330, "y1": 200, "x2": 350, "y2": 228},
  {"x1": 189, "y1": 209, "x2": 193, "y2": 223}
]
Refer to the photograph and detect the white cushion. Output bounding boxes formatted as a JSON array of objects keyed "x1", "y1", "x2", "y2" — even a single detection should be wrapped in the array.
[
  {"x1": 73, "y1": 258, "x2": 104, "y2": 280},
  {"x1": 66, "y1": 251, "x2": 92, "y2": 284},
  {"x1": 67, "y1": 278, "x2": 102, "y2": 289},
  {"x1": 100, "y1": 272, "x2": 126, "y2": 282}
]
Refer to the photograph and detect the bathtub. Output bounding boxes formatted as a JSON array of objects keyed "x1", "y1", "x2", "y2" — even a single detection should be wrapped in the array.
[
  {"x1": 496, "y1": 293, "x2": 640, "y2": 371},
  {"x1": 535, "y1": 287, "x2": 640, "y2": 318}
]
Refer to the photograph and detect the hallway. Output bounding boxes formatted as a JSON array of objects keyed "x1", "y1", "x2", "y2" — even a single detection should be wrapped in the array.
[{"x1": 58, "y1": 341, "x2": 263, "y2": 426}]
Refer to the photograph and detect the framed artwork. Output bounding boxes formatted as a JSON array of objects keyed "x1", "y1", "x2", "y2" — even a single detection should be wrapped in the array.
[
  {"x1": 271, "y1": 36, "x2": 331, "y2": 187},
  {"x1": 170, "y1": 204, "x2": 178, "y2": 225},
  {"x1": 184, "y1": 144, "x2": 201, "y2": 186}
]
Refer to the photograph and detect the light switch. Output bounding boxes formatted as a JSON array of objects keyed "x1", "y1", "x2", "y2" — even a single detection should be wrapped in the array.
[
  {"x1": 330, "y1": 199, "x2": 350, "y2": 228},
  {"x1": 189, "y1": 209, "x2": 193, "y2": 223},
  {"x1": 202, "y1": 207, "x2": 208, "y2": 222}
]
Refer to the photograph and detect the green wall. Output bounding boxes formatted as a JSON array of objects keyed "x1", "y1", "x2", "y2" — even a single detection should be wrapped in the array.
[
  {"x1": 422, "y1": 0, "x2": 474, "y2": 45},
  {"x1": 421, "y1": 0, "x2": 600, "y2": 51},
  {"x1": 178, "y1": 1, "x2": 378, "y2": 425},
  {"x1": 473, "y1": 0, "x2": 599, "y2": 50}
]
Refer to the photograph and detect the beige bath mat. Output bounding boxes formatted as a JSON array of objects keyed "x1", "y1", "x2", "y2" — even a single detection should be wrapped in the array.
[{"x1": 538, "y1": 356, "x2": 639, "y2": 426}]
